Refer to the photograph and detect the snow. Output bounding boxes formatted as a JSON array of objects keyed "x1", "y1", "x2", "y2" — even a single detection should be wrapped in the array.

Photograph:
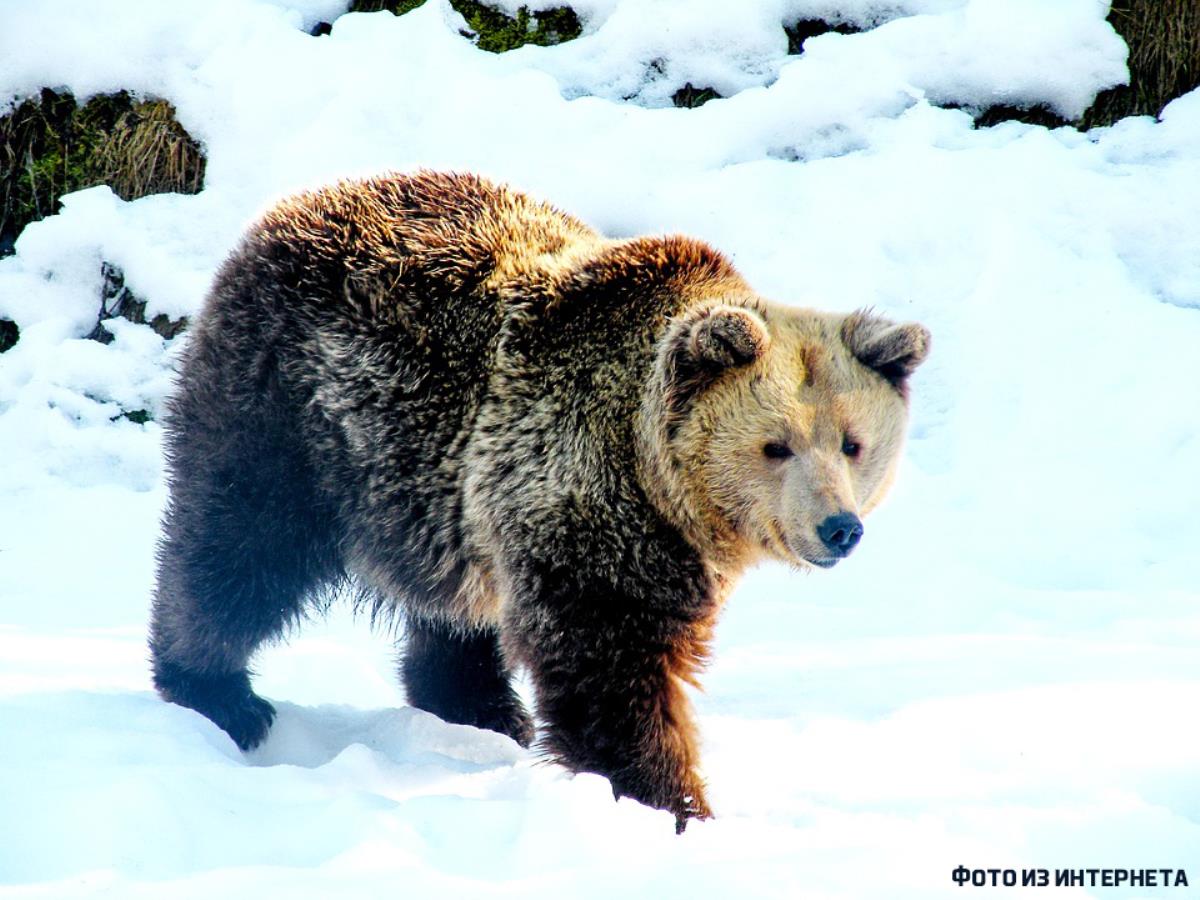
[{"x1": 1, "y1": 0, "x2": 1198, "y2": 897}]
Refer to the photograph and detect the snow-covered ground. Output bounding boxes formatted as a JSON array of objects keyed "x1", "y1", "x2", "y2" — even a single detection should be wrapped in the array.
[{"x1": 2, "y1": 1, "x2": 1199, "y2": 896}]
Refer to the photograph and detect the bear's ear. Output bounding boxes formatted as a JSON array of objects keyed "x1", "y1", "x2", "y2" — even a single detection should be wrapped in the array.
[
  {"x1": 841, "y1": 311, "x2": 930, "y2": 391},
  {"x1": 662, "y1": 304, "x2": 769, "y2": 413},
  {"x1": 686, "y1": 304, "x2": 770, "y2": 369}
]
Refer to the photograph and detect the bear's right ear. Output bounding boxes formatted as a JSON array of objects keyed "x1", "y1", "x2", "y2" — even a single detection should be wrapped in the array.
[{"x1": 661, "y1": 304, "x2": 769, "y2": 413}]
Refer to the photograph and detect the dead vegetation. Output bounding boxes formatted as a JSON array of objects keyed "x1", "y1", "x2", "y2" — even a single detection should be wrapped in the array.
[
  {"x1": 93, "y1": 99, "x2": 205, "y2": 200},
  {"x1": 0, "y1": 90, "x2": 205, "y2": 255},
  {"x1": 88, "y1": 263, "x2": 188, "y2": 344},
  {"x1": 1084, "y1": 0, "x2": 1200, "y2": 127},
  {"x1": 344, "y1": 0, "x2": 582, "y2": 52}
]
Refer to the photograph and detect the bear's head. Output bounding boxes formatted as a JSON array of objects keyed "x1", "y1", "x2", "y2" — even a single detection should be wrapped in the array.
[{"x1": 641, "y1": 301, "x2": 930, "y2": 570}]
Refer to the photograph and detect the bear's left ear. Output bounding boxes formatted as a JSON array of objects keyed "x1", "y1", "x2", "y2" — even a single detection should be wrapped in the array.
[
  {"x1": 661, "y1": 304, "x2": 769, "y2": 413},
  {"x1": 841, "y1": 311, "x2": 930, "y2": 391}
]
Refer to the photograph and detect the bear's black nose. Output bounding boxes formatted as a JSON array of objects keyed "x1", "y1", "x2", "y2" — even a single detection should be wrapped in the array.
[{"x1": 817, "y1": 512, "x2": 863, "y2": 557}]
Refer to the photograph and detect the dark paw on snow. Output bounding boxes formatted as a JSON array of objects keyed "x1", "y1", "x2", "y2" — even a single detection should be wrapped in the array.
[
  {"x1": 480, "y1": 703, "x2": 536, "y2": 748},
  {"x1": 224, "y1": 693, "x2": 278, "y2": 752}
]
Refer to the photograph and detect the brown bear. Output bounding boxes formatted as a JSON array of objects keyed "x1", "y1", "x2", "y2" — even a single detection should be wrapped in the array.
[{"x1": 149, "y1": 170, "x2": 929, "y2": 830}]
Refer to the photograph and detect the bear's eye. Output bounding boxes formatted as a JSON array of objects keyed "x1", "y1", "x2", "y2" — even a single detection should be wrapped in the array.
[
  {"x1": 842, "y1": 435, "x2": 862, "y2": 459},
  {"x1": 763, "y1": 442, "x2": 794, "y2": 460}
]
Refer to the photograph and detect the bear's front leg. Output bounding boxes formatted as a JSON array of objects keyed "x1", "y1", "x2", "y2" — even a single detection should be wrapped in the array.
[{"x1": 506, "y1": 579, "x2": 715, "y2": 831}]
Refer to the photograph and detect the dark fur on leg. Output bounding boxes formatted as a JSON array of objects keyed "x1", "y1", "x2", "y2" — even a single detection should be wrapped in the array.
[
  {"x1": 153, "y1": 660, "x2": 276, "y2": 750},
  {"x1": 518, "y1": 607, "x2": 714, "y2": 831},
  {"x1": 149, "y1": 292, "x2": 344, "y2": 750},
  {"x1": 402, "y1": 618, "x2": 534, "y2": 747},
  {"x1": 500, "y1": 532, "x2": 718, "y2": 831}
]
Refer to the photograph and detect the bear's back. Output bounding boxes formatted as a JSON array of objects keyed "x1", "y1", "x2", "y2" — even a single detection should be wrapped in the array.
[
  {"x1": 200, "y1": 170, "x2": 600, "y2": 422},
  {"x1": 174, "y1": 173, "x2": 600, "y2": 621}
]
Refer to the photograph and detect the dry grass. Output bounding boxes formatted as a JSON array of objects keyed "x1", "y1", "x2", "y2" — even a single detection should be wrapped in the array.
[
  {"x1": 0, "y1": 91, "x2": 205, "y2": 254},
  {"x1": 1084, "y1": 0, "x2": 1200, "y2": 126},
  {"x1": 93, "y1": 100, "x2": 205, "y2": 200}
]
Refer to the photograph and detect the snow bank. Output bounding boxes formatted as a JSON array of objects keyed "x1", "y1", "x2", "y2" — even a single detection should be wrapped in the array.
[{"x1": 1, "y1": 0, "x2": 1198, "y2": 897}]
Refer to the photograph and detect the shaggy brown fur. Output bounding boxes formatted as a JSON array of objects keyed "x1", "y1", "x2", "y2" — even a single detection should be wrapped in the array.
[{"x1": 150, "y1": 170, "x2": 929, "y2": 829}]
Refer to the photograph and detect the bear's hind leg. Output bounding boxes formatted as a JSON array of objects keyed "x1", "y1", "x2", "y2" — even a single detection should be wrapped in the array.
[
  {"x1": 150, "y1": 490, "x2": 340, "y2": 749},
  {"x1": 150, "y1": 410, "x2": 342, "y2": 751},
  {"x1": 400, "y1": 618, "x2": 534, "y2": 747}
]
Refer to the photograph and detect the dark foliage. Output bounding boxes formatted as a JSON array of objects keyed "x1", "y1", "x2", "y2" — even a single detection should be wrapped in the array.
[
  {"x1": 672, "y1": 83, "x2": 722, "y2": 109},
  {"x1": 348, "y1": 0, "x2": 582, "y2": 51},
  {"x1": 0, "y1": 318, "x2": 17, "y2": 354},
  {"x1": 785, "y1": 17, "x2": 861, "y2": 55},
  {"x1": 88, "y1": 262, "x2": 188, "y2": 344}
]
